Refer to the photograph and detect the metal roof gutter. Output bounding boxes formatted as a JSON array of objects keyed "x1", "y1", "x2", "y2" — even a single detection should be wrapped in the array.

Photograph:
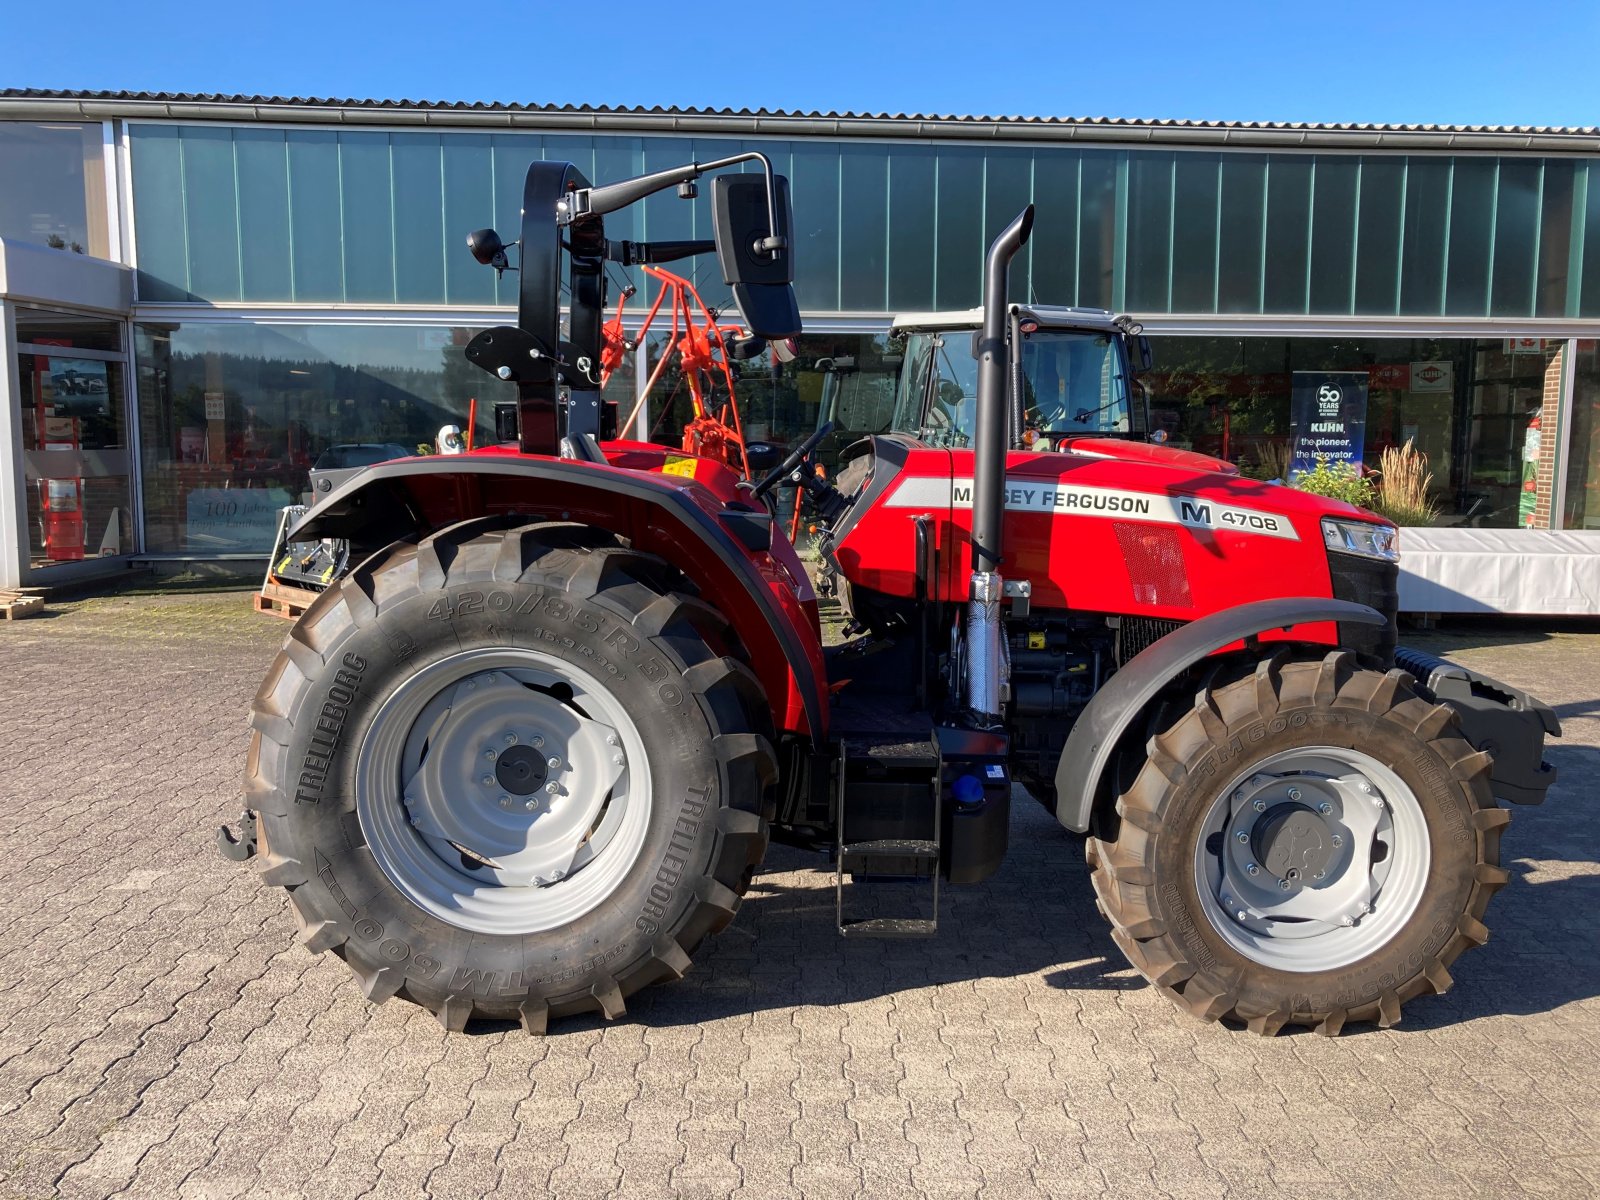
[{"x1": 4, "y1": 93, "x2": 1600, "y2": 154}]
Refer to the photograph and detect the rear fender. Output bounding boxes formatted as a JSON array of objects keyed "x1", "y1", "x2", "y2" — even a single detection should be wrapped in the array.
[
  {"x1": 292, "y1": 456, "x2": 827, "y2": 742},
  {"x1": 1053, "y1": 597, "x2": 1386, "y2": 833}
]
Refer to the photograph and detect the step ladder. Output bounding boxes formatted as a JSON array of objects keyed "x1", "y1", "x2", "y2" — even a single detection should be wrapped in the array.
[{"x1": 834, "y1": 740, "x2": 941, "y2": 937}]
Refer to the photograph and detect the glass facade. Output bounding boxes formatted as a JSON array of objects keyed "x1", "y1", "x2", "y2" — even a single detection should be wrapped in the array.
[
  {"x1": 127, "y1": 124, "x2": 1600, "y2": 319},
  {"x1": 0, "y1": 121, "x2": 109, "y2": 258}
]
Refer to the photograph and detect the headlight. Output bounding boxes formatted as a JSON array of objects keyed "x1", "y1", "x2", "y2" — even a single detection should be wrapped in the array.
[{"x1": 1321, "y1": 517, "x2": 1398, "y2": 561}]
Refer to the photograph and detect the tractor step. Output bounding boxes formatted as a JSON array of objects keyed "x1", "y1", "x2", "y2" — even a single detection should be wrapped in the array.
[{"x1": 834, "y1": 739, "x2": 941, "y2": 938}]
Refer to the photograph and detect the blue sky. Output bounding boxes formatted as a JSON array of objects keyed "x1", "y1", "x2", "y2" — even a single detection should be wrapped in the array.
[{"x1": 12, "y1": 0, "x2": 1600, "y2": 128}]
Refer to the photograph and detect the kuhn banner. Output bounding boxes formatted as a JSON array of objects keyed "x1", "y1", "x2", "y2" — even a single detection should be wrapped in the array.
[{"x1": 1289, "y1": 371, "x2": 1368, "y2": 479}]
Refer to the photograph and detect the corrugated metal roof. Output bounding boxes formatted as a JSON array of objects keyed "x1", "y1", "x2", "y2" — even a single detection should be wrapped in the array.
[{"x1": 3, "y1": 89, "x2": 1598, "y2": 151}]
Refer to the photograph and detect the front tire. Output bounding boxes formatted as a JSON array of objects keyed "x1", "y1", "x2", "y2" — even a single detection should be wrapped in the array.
[
  {"x1": 243, "y1": 518, "x2": 777, "y2": 1032},
  {"x1": 1089, "y1": 650, "x2": 1510, "y2": 1036}
]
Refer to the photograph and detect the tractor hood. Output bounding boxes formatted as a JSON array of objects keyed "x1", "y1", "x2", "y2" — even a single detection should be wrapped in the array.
[{"x1": 1056, "y1": 436, "x2": 1240, "y2": 476}]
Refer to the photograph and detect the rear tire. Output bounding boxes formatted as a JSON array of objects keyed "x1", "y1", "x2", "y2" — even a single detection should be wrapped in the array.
[
  {"x1": 244, "y1": 518, "x2": 777, "y2": 1032},
  {"x1": 1088, "y1": 650, "x2": 1510, "y2": 1036}
]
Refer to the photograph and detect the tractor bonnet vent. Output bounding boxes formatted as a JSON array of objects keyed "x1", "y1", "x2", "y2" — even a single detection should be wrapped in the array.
[{"x1": 1115, "y1": 616, "x2": 1185, "y2": 665}]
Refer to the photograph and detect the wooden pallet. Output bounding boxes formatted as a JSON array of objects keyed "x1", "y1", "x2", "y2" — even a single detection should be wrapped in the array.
[
  {"x1": 0, "y1": 591, "x2": 44, "y2": 621},
  {"x1": 254, "y1": 581, "x2": 320, "y2": 621}
]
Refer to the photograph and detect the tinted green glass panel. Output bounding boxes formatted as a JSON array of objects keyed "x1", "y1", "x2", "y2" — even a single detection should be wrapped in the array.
[
  {"x1": 935, "y1": 148, "x2": 984, "y2": 309},
  {"x1": 984, "y1": 148, "x2": 1033, "y2": 303},
  {"x1": 178, "y1": 126, "x2": 240, "y2": 301},
  {"x1": 1354, "y1": 157, "x2": 1403, "y2": 314},
  {"x1": 1029, "y1": 151, "x2": 1078, "y2": 306},
  {"x1": 1170, "y1": 152, "x2": 1219, "y2": 313},
  {"x1": 791, "y1": 142, "x2": 841, "y2": 312},
  {"x1": 840, "y1": 143, "x2": 887, "y2": 312},
  {"x1": 1263, "y1": 155, "x2": 1312, "y2": 314},
  {"x1": 491, "y1": 133, "x2": 540, "y2": 308},
  {"x1": 1308, "y1": 155, "x2": 1357, "y2": 314},
  {"x1": 286, "y1": 130, "x2": 343, "y2": 301},
  {"x1": 338, "y1": 132, "x2": 395, "y2": 304},
  {"x1": 1126, "y1": 153, "x2": 1173, "y2": 311},
  {"x1": 1217, "y1": 157, "x2": 1265, "y2": 313},
  {"x1": 392, "y1": 134, "x2": 444, "y2": 305},
  {"x1": 129, "y1": 125, "x2": 190, "y2": 301},
  {"x1": 1446, "y1": 157, "x2": 1495, "y2": 315},
  {"x1": 1399, "y1": 156, "x2": 1449, "y2": 315},
  {"x1": 1536, "y1": 158, "x2": 1574, "y2": 318},
  {"x1": 886, "y1": 145, "x2": 936, "y2": 312},
  {"x1": 1077, "y1": 151, "x2": 1119, "y2": 309},
  {"x1": 234, "y1": 128, "x2": 292, "y2": 302},
  {"x1": 443, "y1": 133, "x2": 496, "y2": 306},
  {"x1": 1492, "y1": 158, "x2": 1541, "y2": 316}
]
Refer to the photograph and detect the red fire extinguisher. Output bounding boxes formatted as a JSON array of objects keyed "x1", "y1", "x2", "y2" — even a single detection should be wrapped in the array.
[{"x1": 37, "y1": 409, "x2": 86, "y2": 561}]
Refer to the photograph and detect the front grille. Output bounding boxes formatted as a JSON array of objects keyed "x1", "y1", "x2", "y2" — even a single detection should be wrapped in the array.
[{"x1": 1328, "y1": 552, "x2": 1399, "y2": 665}]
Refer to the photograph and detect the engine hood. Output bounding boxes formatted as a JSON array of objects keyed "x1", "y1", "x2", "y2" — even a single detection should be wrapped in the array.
[{"x1": 1056, "y1": 436, "x2": 1239, "y2": 476}]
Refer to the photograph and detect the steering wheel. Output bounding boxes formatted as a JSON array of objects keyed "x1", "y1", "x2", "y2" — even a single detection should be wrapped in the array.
[{"x1": 750, "y1": 421, "x2": 835, "y2": 501}]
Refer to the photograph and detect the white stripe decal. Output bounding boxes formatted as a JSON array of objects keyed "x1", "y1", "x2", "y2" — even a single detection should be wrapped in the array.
[{"x1": 883, "y1": 476, "x2": 1300, "y2": 541}]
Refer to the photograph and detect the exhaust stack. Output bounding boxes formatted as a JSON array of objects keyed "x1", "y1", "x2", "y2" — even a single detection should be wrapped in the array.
[{"x1": 965, "y1": 206, "x2": 1034, "y2": 722}]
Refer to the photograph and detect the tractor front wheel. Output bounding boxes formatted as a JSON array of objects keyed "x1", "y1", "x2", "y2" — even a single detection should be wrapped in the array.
[
  {"x1": 244, "y1": 519, "x2": 776, "y2": 1032},
  {"x1": 1088, "y1": 650, "x2": 1509, "y2": 1036}
]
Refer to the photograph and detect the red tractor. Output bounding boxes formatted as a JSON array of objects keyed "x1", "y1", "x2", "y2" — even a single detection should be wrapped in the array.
[{"x1": 225, "y1": 155, "x2": 1557, "y2": 1037}]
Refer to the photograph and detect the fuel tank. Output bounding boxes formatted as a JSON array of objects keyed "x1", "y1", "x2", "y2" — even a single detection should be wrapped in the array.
[{"x1": 830, "y1": 435, "x2": 1375, "y2": 622}]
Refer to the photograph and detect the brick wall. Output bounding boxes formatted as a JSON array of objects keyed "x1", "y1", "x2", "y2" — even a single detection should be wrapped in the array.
[{"x1": 1531, "y1": 345, "x2": 1565, "y2": 529}]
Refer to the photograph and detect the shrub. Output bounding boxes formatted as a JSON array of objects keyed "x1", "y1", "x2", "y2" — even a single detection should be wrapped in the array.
[
  {"x1": 1291, "y1": 456, "x2": 1374, "y2": 508},
  {"x1": 1371, "y1": 439, "x2": 1439, "y2": 527}
]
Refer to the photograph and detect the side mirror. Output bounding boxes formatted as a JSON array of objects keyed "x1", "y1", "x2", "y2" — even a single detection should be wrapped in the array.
[
  {"x1": 1132, "y1": 335, "x2": 1155, "y2": 374},
  {"x1": 744, "y1": 442, "x2": 782, "y2": 474},
  {"x1": 467, "y1": 228, "x2": 509, "y2": 270},
  {"x1": 712, "y1": 174, "x2": 801, "y2": 339}
]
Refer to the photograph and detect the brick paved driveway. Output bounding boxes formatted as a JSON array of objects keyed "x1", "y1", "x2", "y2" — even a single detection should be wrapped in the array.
[{"x1": 1, "y1": 591, "x2": 1597, "y2": 1199}]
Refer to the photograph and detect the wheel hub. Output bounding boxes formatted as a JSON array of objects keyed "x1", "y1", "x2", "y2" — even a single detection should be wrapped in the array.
[
  {"x1": 1251, "y1": 804, "x2": 1337, "y2": 883},
  {"x1": 494, "y1": 744, "x2": 548, "y2": 796}
]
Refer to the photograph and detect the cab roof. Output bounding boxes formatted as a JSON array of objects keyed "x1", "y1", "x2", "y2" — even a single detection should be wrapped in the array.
[{"x1": 888, "y1": 304, "x2": 1132, "y2": 335}]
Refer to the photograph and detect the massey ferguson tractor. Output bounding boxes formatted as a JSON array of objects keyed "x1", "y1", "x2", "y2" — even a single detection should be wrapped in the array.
[{"x1": 225, "y1": 153, "x2": 1558, "y2": 1037}]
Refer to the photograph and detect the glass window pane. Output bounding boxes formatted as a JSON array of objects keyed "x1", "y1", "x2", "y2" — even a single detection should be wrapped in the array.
[
  {"x1": 1308, "y1": 156, "x2": 1358, "y2": 315},
  {"x1": 15, "y1": 306, "x2": 122, "y2": 351},
  {"x1": 178, "y1": 127, "x2": 241, "y2": 302},
  {"x1": 791, "y1": 143, "x2": 841, "y2": 312},
  {"x1": 934, "y1": 147, "x2": 984, "y2": 309},
  {"x1": 1263, "y1": 155, "x2": 1313, "y2": 314},
  {"x1": 235, "y1": 128, "x2": 293, "y2": 302},
  {"x1": 839, "y1": 144, "x2": 888, "y2": 312},
  {"x1": 886, "y1": 145, "x2": 937, "y2": 312},
  {"x1": 286, "y1": 131, "x2": 344, "y2": 302},
  {"x1": 984, "y1": 148, "x2": 1034, "y2": 304},
  {"x1": 1582, "y1": 164, "x2": 1600, "y2": 318},
  {"x1": 1354, "y1": 157, "x2": 1403, "y2": 314},
  {"x1": 1491, "y1": 159, "x2": 1541, "y2": 317},
  {"x1": 1446, "y1": 157, "x2": 1496, "y2": 316},
  {"x1": 1125, "y1": 152, "x2": 1173, "y2": 312},
  {"x1": 1399, "y1": 156, "x2": 1449, "y2": 315},
  {"x1": 129, "y1": 125, "x2": 190, "y2": 301},
  {"x1": 443, "y1": 133, "x2": 498, "y2": 307},
  {"x1": 1564, "y1": 339, "x2": 1600, "y2": 527},
  {"x1": 135, "y1": 321, "x2": 517, "y2": 553},
  {"x1": 1536, "y1": 158, "x2": 1575, "y2": 317},
  {"x1": 1030, "y1": 151, "x2": 1080, "y2": 307},
  {"x1": 391, "y1": 133, "x2": 445, "y2": 304},
  {"x1": 1170, "y1": 153, "x2": 1220, "y2": 313},
  {"x1": 1077, "y1": 151, "x2": 1119, "y2": 310},
  {"x1": 337, "y1": 132, "x2": 396, "y2": 303},
  {"x1": 1216, "y1": 157, "x2": 1265, "y2": 313},
  {"x1": 0, "y1": 120, "x2": 107, "y2": 258}
]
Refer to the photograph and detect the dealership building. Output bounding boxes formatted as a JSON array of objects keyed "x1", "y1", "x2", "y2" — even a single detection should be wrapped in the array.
[{"x1": 3, "y1": 89, "x2": 1600, "y2": 610}]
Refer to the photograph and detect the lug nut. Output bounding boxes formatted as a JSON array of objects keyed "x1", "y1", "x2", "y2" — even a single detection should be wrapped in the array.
[
  {"x1": 499, "y1": 797, "x2": 511, "y2": 809},
  {"x1": 483, "y1": 749, "x2": 496, "y2": 761},
  {"x1": 547, "y1": 755, "x2": 561, "y2": 769},
  {"x1": 545, "y1": 782, "x2": 559, "y2": 795},
  {"x1": 1359, "y1": 781, "x2": 1372, "y2": 793},
  {"x1": 481, "y1": 775, "x2": 494, "y2": 786},
  {"x1": 1232, "y1": 789, "x2": 1245, "y2": 802},
  {"x1": 1235, "y1": 831, "x2": 1249, "y2": 844},
  {"x1": 1236, "y1": 909, "x2": 1248, "y2": 921},
  {"x1": 1253, "y1": 798, "x2": 1267, "y2": 812},
  {"x1": 532, "y1": 735, "x2": 544, "y2": 748},
  {"x1": 607, "y1": 734, "x2": 620, "y2": 747},
  {"x1": 524, "y1": 799, "x2": 537, "y2": 812},
  {"x1": 1246, "y1": 863, "x2": 1260, "y2": 876},
  {"x1": 1287, "y1": 787, "x2": 1302, "y2": 802},
  {"x1": 1278, "y1": 879, "x2": 1292, "y2": 891},
  {"x1": 1340, "y1": 915, "x2": 1355, "y2": 927},
  {"x1": 1317, "y1": 801, "x2": 1332, "y2": 815},
  {"x1": 504, "y1": 733, "x2": 518, "y2": 745},
  {"x1": 1331, "y1": 835, "x2": 1343, "y2": 848},
  {"x1": 613, "y1": 754, "x2": 625, "y2": 766}
]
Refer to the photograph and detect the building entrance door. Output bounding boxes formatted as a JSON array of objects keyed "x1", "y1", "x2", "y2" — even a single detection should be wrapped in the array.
[{"x1": 13, "y1": 305, "x2": 134, "y2": 575}]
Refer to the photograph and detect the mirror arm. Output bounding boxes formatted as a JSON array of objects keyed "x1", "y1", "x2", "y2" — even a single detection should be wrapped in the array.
[
  {"x1": 569, "y1": 152, "x2": 788, "y2": 257},
  {"x1": 604, "y1": 239, "x2": 716, "y2": 266}
]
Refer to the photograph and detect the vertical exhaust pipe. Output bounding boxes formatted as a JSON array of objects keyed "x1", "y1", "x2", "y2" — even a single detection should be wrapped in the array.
[{"x1": 966, "y1": 205, "x2": 1034, "y2": 722}]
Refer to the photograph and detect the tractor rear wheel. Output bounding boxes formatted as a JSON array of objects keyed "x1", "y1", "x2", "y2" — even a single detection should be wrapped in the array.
[
  {"x1": 1088, "y1": 650, "x2": 1509, "y2": 1036},
  {"x1": 244, "y1": 518, "x2": 776, "y2": 1031}
]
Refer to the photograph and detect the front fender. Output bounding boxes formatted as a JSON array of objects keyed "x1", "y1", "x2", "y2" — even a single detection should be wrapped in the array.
[
  {"x1": 292, "y1": 455, "x2": 827, "y2": 744},
  {"x1": 1053, "y1": 597, "x2": 1386, "y2": 833}
]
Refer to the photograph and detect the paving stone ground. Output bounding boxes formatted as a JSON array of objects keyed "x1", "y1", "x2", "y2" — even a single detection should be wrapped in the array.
[{"x1": 0, "y1": 589, "x2": 1597, "y2": 1200}]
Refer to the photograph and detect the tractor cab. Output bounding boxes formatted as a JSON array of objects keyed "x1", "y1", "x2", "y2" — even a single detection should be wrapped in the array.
[{"x1": 888, "y1": 306, "x2": 1153, "y2": 450}]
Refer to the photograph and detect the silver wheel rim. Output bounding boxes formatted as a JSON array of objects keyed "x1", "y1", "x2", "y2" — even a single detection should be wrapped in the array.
[
  {"x1": 1193, "y1": 746, "x2": 1431, "y2": 973},
  {"x1": 355, "y1": 647, "x2": 652, "y2": 936}
]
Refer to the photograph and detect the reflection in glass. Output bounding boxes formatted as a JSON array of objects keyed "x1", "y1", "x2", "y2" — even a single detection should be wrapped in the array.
[{"x1": 0, "y1": 121, "x2": 108, "y2": 257}]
